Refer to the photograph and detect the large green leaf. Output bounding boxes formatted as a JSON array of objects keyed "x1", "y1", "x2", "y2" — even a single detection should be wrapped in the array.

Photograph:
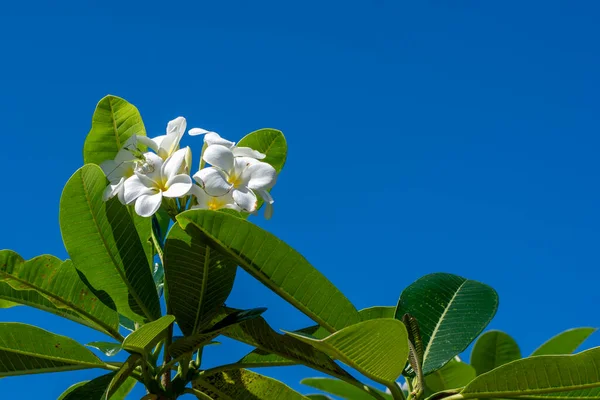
[
  {"x1": 122, "y1": 315, "x2": 175, "y2": 354},
  {"x1": 359, "y1": 306, "x2": 395, "y2": 321},
  {"x1": 58, "y1": 373, "x2": 137, "y2": 400},
  {"x1": 87, "y1": 341, "x2": 122, "y2": 357},
  {"x1": 424, "y1": 359, "x2": 476, "y2": 395},
  {"x1": 177, "y1": 210, "x2": 360, "y2": 332},
  {"x1": 83, "y1": 95, "x2": 146, "y2": 165},
  {"x1": 194, "y1": 369, "x2": 309, "y2": 399},
  {"x1": 59, "y1": 164, "x2": 161, "y2": 323},
  {"x1": 286, "y1": 319, "x2": 409, "y2": 384},
  {"x1": 470, "y1": 330, "x2": 521, "y2": 376},
  {"x1": 0, "y1": 298, "x2": 17, "y2": 308},
  {"x1": 237, "y1": 128, "x2": 287, "y2": 173},
  {"x1": 460, "y1": 347, "x2": 600, "y2": 399},
  {"x1": 395, "y1": 273, "x2": 498, "y2": 375},
  {"x1": 0, "y1": 250, "x2": 120, "y2": 339},
  {"x1": 531, "y1": 328, "x2": 597, "y2": 356},
  {"x1": 301, "y1": 378, "x2": 392, "y2": 400},
  {"x1": 216, "y1": 308, "x2": 353, "y2": 380},
  {"x1": 105, "y1": 354, "x2": 141, "y2": 399},
  {"x1": 306, "y1": 395, "x2": 334, "y2": 400},
  {"x1": 0, "y1": 323, "x2": 104, "y2": 377},
  {"x1": 164, "y1": 223, "x2": 237, "y2": 335}
]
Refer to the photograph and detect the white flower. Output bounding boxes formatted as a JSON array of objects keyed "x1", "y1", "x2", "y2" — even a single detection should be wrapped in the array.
[
  {"x1": 100, "y1": 136, "x2": 146, "y2": 203},
  {"x1": 139, "y1": 117, "x2": 187, "y2": 160},
  {"x1": 124, "y1": 148, "x2": 193, "y2": 217},
  {"x1": 190, "y1": 185, "x2": 241, "y2": 211},
  {"x1": 194, "y1": 145, "x2": 276, "y2": 216},
  {"x1": 189, "y1": 129, "x2": 266, "y2": 160}
]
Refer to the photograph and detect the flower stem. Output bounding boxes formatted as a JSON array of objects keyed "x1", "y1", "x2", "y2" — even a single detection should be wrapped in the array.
[{"x1": 387, "y1": 381, "x2": 407, "y2": 400}]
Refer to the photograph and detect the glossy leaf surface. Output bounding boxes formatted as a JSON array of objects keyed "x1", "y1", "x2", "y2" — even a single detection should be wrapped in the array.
[{"x1": 470, "y1": 330, "x2": 521, "y2": 375}]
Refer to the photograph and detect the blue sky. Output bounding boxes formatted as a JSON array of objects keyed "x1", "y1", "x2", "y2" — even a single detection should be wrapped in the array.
[{"x1": 1, "y1": 1, "x2": 599, "y2": 398}]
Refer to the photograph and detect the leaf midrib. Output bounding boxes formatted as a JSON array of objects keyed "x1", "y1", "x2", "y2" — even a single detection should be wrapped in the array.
[
  {"x1": 108, "y1": 97, "x2": 121, "y2": 149},
  {"x1": 0, "y1": 346, "x2": 102, "y2": 368},
  {"x1": 192, "y1": 246, "x2": 211, "y2": 333},
  {"x1": 422, "y1": 280, "x2": 468, "y2": 366}
]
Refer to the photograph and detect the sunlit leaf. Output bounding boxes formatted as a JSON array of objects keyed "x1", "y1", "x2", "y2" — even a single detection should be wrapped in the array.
[
  {"x1": 286, "y1": 319, "x2": 409, "y2": 383},
  {"x1": 301, "y1": 378, "x2": 392, "y2": 400},
  {"x1": 83, "y1": 95, "x2": 146, "y2": 165},
  {"x1": 531, "y1": 328, "x2": 597, "y2": 356},
  {"x1": 424, "y1": 359, "x2": 475, "y2": 395},
  {"x1": 0, "y1": 323, "x2": 104, "y2": 377},
  {"x1": 177, "y1": 210, "x2": 360, "y2": 332},
  {"x1": 470, "y1": 330, "x2": 521, "y2": 376},
  {"x1": 122, "y1": 315, "x2": 175, "y2": 354},
  {"x1": 59, "y1": 164, "x2": 161, "y2": 323},
  {"x1": 0, "y1": 250, "x2": 120, "y2": 339},
  {"x1": 395, "y1": 273, "x2": 498, "y2": 375}
]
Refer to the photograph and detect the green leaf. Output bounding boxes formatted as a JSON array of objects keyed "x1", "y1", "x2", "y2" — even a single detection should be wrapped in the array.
[
  {"x1": 105, "y1": 354, "x2": 141, "y2": 399},
  {"x1": 131, "y1": 207, "x2": 154, "y2": 267},
  {"x1": 59, "y1": 164, "x2": 161, "y2": 323},
  {"x1": 216, "y1": 308, "x2": 354, "y2": 381},
  {"x1": 57, "y1": 373, "x2": 136, "y2": 400},
  {"x1": 164, "y1": 223, "x2": 237, "y2": 335},
  {"x1": 237, "y1": 128, "x2": 287, "y2": 173},
  {"x1": 122, "y1": 315, "x2": 175, "y2": 354},
  {"x1": 0, "y1": 323, "x2": 104, "y2": 377},
  {"x1": 531, "y1": 328, "x2": 597, "y2": 356},
  {"x1": 306, "y1": 395, "x2": 334, "y2": 400},
  {"x1": 460, "y1": 347, "x2": 600, "y2": 399},
  {"x1": 359, "y1": 306, "x2": 395, "y2": 321},
  {"x1": 424, "y1": 359, "x2": 476, "y2": 395},
  {"x1": 470, "y1": 330, "x2": 521, "y2": 376},
  {"x1": 194, "y1": 369, "x2": 309, "y2": 399},
  {"x1": 301, "y1": 378, "x2": 392, "y2": 400},
  {"x1": 177, "y1": 210, "x2": 360, "y2": 332},
  {"x1": 0, "y1": 250, "x2": 120, "y2": 339},
  {"x1": 86, "y1": 342, "x2": 122, "y2": 357},
  {"x1": 83, "y1": 95, "x2": 146, "y2": 165},
  {"x1": 286, "y1": 319, "x2": 410, "y2": 384},
  {"x1": 395, "y1": 273, "x2": 498, "y2": 375},
  {"x1": 0, "y1": 298, "x2": 17, "y2": 308}
]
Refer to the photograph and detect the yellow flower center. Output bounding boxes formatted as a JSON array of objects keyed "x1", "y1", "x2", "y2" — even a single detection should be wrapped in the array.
[
  {"x1": 207, "y1": 198, "x2": 224, "y2": 210},
  {"x1": 227, "y1": 173, "x2": 243, "y2": 187}
]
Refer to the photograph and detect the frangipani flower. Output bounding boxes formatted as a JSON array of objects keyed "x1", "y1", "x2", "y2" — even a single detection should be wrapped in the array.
[
  {"x1": 190, "y1": 185, "x2": 241, "y2": 211},
  {"x1": 194, "y1": 145, "x2": 276, "y2": 215},
  {"x1": 139, "y1": 117, "x2": 187, "y2": 160},
  {"x1": 189, "y1": 129, "x2": 265, "y2": 160},
  {"x1": 100, "y1": 135, "x2": 146, "y2": 203},
  {"x1": 124, "y1": 148, "x2": 193, "y2": 217}
]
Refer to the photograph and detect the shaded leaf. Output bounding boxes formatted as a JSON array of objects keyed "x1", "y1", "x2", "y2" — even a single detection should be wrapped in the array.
[
  {"x1": 58, "y1": 373, "x2": 136, "y2": 400},
  {"x1": 531, "y1": 328, "x2": 597, "y2": 356},
  {"x1": 177, "y1": 210, "x2": 360, "y2": 332},
  {"x1": 0, "y1": 250, "x2": 120, "y2": 338},
  {"x1": 122, "y1": 315, "x2": 175, "y2": 354},
  {"x1": 59, "y1": 164, "x2": 161, "y2": 323},
  {"x1": 0, "y1": 323, "x2": 103, "y2": 377},
  {"x1": 286, "y1": 319, "x2": 409, "y2": 383},
  {"x1": 105, "y1": 354, "x2": 141, "y2": 399},
  {"x1": 87, "y1": 342, "x2": 122, "y2": 357},
  {"x1": 194, "y1": 369, "x2": 309, "y2": 399},
  {"x1": 460, "y1": 347, "x2": 600, "y2": 399},
  {"x1": 395, "y1": 273, "x2": 498, "y2": 375},
  {"x1": 424, "y1": 359, "x2": 476, "y2": 395},
  {"x1": 471, "y1": 330, "x2": 521, "y2": 376},
  {"x1": 83, "y1": 95, "x2": 146, "y2": 165},
  {"x1": 301, "y1": 377, "x2": 392, "y2": 400},
  {"x1": 164, "y1": 223, "x2": 237, "y2": 335},
  {"x1": 215, "y1": 308, "x2": 353, "y2": 381},
  {"x1": 306, "y1": 395, "x2": 334, "y2": 400}
]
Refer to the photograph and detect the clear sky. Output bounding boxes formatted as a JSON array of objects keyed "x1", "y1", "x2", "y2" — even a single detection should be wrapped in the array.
[{"x1": 1, "y1": 1, "x2": 599, "y2": 398}]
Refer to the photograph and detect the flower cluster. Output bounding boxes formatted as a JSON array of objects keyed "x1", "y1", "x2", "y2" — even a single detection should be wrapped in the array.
[{"x1": 100, "y1": 117, "x2": 277, "y2": 219}]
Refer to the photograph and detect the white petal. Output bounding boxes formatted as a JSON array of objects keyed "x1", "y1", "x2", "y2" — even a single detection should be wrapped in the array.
[
  {"x1": 184, "y1": 147, "x2": 192, "y2": 172},
  {"x1": 163, "y1": 174, "x2": 193, "y2": 198},
  {"x1": 193, "y1": 168, "x2": 232, "y2": 196},
  {"x1": 232, "y1": 147, "x2": 266, "y2": 160},
  {"x1": 190, "y1": 184, "x2": 211, "y2": 208},
  {"x1": 205, "y1": 132, "x2": 235, "y2": 148},
  {"x1": 100, "y1": 160, "x2": 121, "y2": 181},
  {"x1": 189, "y1": 127, "x2": 215, "y2": 136},
  {"x1": 203, "y1": 145, "x2": 234, "y2": 173},
  {"x1": 137, "y1": 152, "x2": 163, "y2": 180},
  {"x1": 162, "y1": 148, "x2": 188, "y2": 180},
  {"x1": 264, "y1": 203, "x2": 274, "y2": 220},
  {"x1": 246, "y1": 162, "x2": 277, "y2": 190},
  {"x1": 123, "y1": 175, "x2": 156, "y2": 204},
  {"x1": 102, "y1": 178, "x2": 124, "y2": 201},
  {"x1": 135, "y1": 192, "x2": 163, "y2": 217},
  {"x1": 232, "y1": 187, "x2": 258, "y2": 212},
  {"x1": 157, "y1": 135, "x2": 176, "y2": 159},
  {"x1": 152, "y1": 135, "x2": 167, "y2": 150},
  {"x1": 134, "y1": 135, "x2": 159, "y2": 153},
  {"x1": 167, "y1": 117, "x2": 187, "y2": 137},
  {"x1": 256, "y1": 189, "x2": 274, "y2": 204}
]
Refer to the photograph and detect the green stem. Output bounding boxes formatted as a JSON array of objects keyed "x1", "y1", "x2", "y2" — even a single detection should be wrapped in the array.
[
  {"x1": 386, "y1": 381, "x2": 407, "y2": 400},
  {"x1": 195, "y1": 347, "x2": 204, "y2": 368},
  {"x1": 183, "y1": 388, "x2": 214, "y2": 400}
]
